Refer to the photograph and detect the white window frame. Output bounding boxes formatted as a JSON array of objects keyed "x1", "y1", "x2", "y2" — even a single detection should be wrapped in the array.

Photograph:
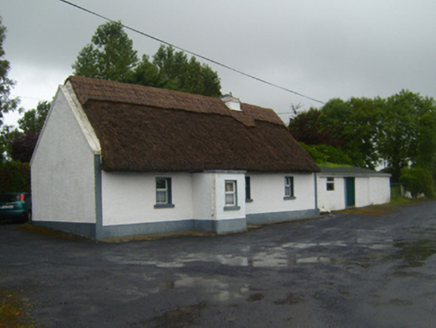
[
  {"x1": 224, "y1": 180, "x2": 240, "y2": 211},
  {"x1": 284, "y1": 176, "x2": 295, "y2": 199},
  {"x1": 326, "y1": 177, "x2": 335, "y2": 191},
  {"x1": 154, "y1": 177, "x2": 175, "y2": 208}
]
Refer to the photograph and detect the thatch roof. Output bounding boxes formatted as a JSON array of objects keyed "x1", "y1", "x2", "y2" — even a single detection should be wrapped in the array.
[{"x1": 67, "y1": 76, "x2": 320, "y2": 173}]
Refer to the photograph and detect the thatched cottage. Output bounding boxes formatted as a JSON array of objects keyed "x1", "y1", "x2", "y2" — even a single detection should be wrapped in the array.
[{"x1": 30, "y1": 76, "x2": 320, "y2": 239}]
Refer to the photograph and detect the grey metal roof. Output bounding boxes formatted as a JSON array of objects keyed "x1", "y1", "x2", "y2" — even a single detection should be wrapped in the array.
[{"x1": 318, "y1": 166, "x2": 391, "y2": 177}]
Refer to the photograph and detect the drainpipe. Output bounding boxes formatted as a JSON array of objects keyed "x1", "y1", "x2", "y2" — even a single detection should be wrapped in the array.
[{"x1": 314, "y1": 172, "x2": 318, "y2": 211}]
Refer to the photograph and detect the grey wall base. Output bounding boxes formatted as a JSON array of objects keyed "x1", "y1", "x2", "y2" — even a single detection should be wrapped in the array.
[
  {"x1": 34, "y1": 221, "x2": 97, "y2": 238},
  {"x1": 247, "y1": 209, "x2": 320, "y2": 225},
  {"x1": 33, "y1": 209, "x2": 319, "y2": 240}
]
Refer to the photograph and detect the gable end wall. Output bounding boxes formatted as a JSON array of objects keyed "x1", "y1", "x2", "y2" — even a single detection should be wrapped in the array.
[{"x1": 31, "y1": 87, "x2": 97, "y2": 226}]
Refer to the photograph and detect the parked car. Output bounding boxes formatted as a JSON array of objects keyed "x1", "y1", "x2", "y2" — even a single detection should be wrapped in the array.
[{"x1": 0, "y1": 192, "x2": 32, "y2": 223}]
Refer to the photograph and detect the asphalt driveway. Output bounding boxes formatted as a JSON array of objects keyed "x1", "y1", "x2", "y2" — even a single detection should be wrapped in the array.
[{"x1": 1, "y1": 200, "x2": 436, "y2": 327}]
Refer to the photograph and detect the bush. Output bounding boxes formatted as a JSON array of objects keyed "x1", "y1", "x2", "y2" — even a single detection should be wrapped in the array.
[
  {"x1": 400, "y1": 167, "x2": 434, "y2": 198},
  {"x1": 0, "y1": 161, "x2": 31, "y2": 194}
]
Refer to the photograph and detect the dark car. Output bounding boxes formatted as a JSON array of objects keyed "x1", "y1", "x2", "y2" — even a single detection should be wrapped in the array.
[{"x1": 0, "y1": 193, "x2": 32, "y2": 223}]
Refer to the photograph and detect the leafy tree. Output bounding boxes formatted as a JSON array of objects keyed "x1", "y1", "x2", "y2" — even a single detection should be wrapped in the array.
[
  {"x1": 378, "y1": 90, "x2": 436, "y2": 181},
  {"x1": 1, "y1": 101, "x2": 50, "y2": 163},
  {"x1": 289, "y1": 98, "x2": 381, "y2": 168},
  {"x1": 18, "y1": 101, "x2": 50, "y2": 133},
  {"x1": 0, "y1": 161, "x2": 30, "y2": 193},
  {"x1": 0, "y1": 125, "x2": 21, "y2": 163},
  {"x1": 132, "y1": 45, "x2": 221, "y2": 97},
  {"x1": 299, "y1": 142, "x2": 353, "y2": 166},
  {"x1": 72, "y1": 21, "x2": 138, "y2": 82},
  {"x1": 73, "y1": 21, "x2": 222, "y2": 97},
  {"x1": 289, "y1": 90, "x2": 436, "y2": 182},
  {"x1": 0, "y1": 16, "x2": 19, "y2": 127},
  {"x1": 288, "y1": 108, "x2": 344, "y2": 147},
  {"x1": 400, "y1": 167, "x2": 434, "y2": 198},
  {"x1": 10, "y1": 131, "x2": 38, "y2": 163}
]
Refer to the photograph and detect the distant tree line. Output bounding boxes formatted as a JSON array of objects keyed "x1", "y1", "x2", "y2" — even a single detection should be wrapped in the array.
[{"x1": 289, "y1": 90, "x2": 436, "y2": 196}]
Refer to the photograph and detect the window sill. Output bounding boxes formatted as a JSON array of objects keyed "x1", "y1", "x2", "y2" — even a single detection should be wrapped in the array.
[
  {"x1": 154, "y1": 203, "x2": 175, "y2": 209},
  {"x1": 245, "y1": 199, "x2": 253, "y2": 203},
  {"x1": 224, "y1": 205, "x2": 241, "y2": 211},
  {"x1": 283, "y1": 196, "x2": 296, "y2": 200}
]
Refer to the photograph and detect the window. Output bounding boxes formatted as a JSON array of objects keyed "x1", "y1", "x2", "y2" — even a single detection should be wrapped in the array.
[
  {"x1": 245, "y1": 176, "x2": 253, "y2": 202},
  {"x1": 154, "y1": 177, "x2": 175, "y2": 208},
  {"x1": 224, "y1": 180, "x2": 240, "y2": 211},
  {"x1": 326, "y1": 177, "x2": 335, "y2": 191},
  {"x1": 284, "y1": 176, "x2": 295, "y2": 199}
]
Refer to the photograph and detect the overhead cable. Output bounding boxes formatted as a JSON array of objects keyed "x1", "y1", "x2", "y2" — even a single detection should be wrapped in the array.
[{"x1": 60, "y1": 0, "x2": 325, "y2": 104}]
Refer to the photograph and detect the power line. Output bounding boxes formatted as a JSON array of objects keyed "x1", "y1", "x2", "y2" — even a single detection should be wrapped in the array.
[{"x1": 60, "y1": 0, "x2": 325, "y2": 104}]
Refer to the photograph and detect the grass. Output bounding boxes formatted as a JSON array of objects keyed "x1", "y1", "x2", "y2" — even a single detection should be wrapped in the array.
[
  {"x1": 0, "y1": 289, "x2": 35, "y2": 328},
  {"x1": 338, "y1": 197, "x2": 429, "y2": 217}
]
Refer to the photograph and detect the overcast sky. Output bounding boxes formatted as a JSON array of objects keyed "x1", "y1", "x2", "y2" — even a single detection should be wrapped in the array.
[{"x1": 1, "y1": 0, "x2": 436, "y2": 126}]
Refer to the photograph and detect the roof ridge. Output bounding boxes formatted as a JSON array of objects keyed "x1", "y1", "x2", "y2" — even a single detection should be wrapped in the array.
[{"x1": 66, "y1": 75, "x2": 285, "y2": 126}]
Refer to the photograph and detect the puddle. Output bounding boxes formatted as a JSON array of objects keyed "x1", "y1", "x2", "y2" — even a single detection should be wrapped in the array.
[
  {"x1": 274, "y1": 292, "x2": 304, "y2": 305},
  {"x1": 156, "y1": 274, "x2": 250, "y2": 302},
  {"x1": 392, "y1": 239, "x2": 436, "y2": 267},
  {"x1": 215, "y1": 254, "x2": 249, "y2": 267},
  {"x1": 282, "y1": 241, "x2": 347, "y2": 248},
  {"x1": 252, "y1": 251, "x2": 289, "y2": 267},
  {"x1": 296, "y1": 256, "x2": 331, "y2": 264}
]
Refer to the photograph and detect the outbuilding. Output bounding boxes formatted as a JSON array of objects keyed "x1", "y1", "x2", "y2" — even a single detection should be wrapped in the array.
[
  {"x1": 316, "y1": 166, "x2": 391, "y2": 212},
  {"x1": 30, "y1": 76, "x2": 320, "y2": 239}
]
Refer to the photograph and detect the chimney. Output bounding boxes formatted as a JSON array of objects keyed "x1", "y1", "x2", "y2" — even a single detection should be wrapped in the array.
[{"x1": 221, "y1": 93, "x2": 241, "y2": 111}]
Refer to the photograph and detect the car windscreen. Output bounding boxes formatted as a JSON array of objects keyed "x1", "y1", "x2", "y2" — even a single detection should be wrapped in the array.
[{"x1": 0, "y1": 194, "x2": 20, "y2": 202}]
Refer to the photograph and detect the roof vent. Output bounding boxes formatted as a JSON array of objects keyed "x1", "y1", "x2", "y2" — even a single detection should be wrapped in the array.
[{"x1": 221, "y1": 93, "x2": 241, "y2": 111}]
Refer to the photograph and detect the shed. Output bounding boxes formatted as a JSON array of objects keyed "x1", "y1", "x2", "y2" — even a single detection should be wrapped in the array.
[{"x1": 317, "y1": 166, "x2": 391, "y2": 211}]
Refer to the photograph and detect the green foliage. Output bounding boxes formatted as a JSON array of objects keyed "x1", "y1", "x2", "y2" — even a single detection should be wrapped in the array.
[
  {"x1": 0, "y1": 125, "x2": 21, "y2": 163},
  {"x1": 1, "y1": 101, "x2": 49, "y2": 163},
  {"x1": 299, "y1": 142, "x2": 353, "y2": 166},
  {"x1": 400, "y1": 167, "x2": 434, "y2": 198},
  {"x1": 72, "y1": 21, "x2": 221, "y2": 97},
  {"x1": 378, "y1": 90, "x2": 436, "y2": 181},
  {"x1": 18, "y1": 101, "x2": 50, "y2": 133},
  {"x1": 0, "y1": 161, "x2": 30, "y2": 193},
  {"x1": 72, "y1": 21, "x2": 138, "y2": 82},
  {"x1": 0, "y1": 16, "x2": 19, "y2": 127},
  {"x1": 289, "y1": 90, "x2": 436, "y2": 182},
  {"x1": 145, "y1": 45, "x2": 221, "y2": 97},
  {"x1": 10, "y1": 131, "x2": 38, "y2": 163}
]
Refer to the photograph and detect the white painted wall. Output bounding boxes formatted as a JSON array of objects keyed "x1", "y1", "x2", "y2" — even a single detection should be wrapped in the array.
[
  {"x1": 355, "y1": 177, "x2": 370, "y2": 208},
  {"x1": 316, "y1": 176, "x2": 345, "y2": 211},
  {"x1": 369, "y1": 177, "x2": 391, "y2": 205},
  {"x1": 246, "y1": 173, "x2": 316, "y2": 214},
  {"x1": 213, "y1": 173, "x2": 246, "y2": 220},
  {"x1": 192, "y1": 173, "x2": 214, "y2": 220},
  {"x1": 101, "y1": 172, "x2": 193, "y2": 226},
  {"x1": 31, "y1": 87, "x2": 97, "y2": 223},
  {"x1": 317, "y1": 174, "x2": 391, "y2": 211}
]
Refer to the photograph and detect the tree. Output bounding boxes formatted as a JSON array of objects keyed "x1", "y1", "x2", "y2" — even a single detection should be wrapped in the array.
[
  {"x1": 132, "y1": 45, "x2": 221, "y2": 97},
  {"x1": 10, "y1": 131, "x2": 38, "y2": 163},
  {"x1": 72, "y1": 21, "x2": 138, "y2": 82},
  {"x1": 0, "y1": 125, "x2": 21, "y2": 163},
  {"x1": 73, "y1": 22, "x2": 222, "y2": 97},
  {"x1": 378, "y1": 90, "x2": 436, "y2": 181},
  {"x1": 18, "y1": 101, "x2": 50, "y2": 133},
  {"x1": 0, "y1": 16, "x2": 19, "y2": 127},
  {"x1": 1, "y1": 101, "x2": 50, "y2": 163},
  {"x1": 400, "y1": 167, "x2": 434, "y2": 198},
  {"x1": 289, "y1": 98, "x2": 382, "y2": 168}
]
